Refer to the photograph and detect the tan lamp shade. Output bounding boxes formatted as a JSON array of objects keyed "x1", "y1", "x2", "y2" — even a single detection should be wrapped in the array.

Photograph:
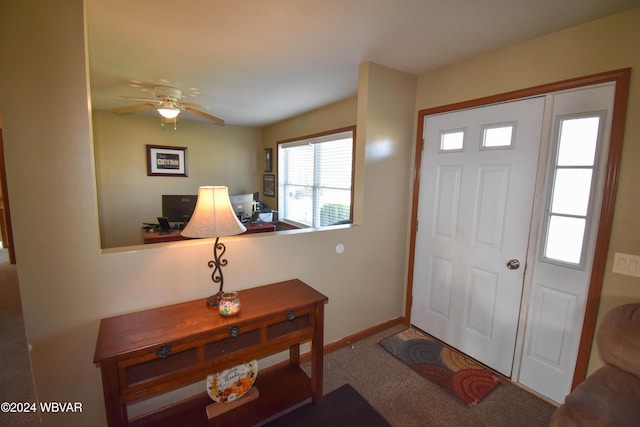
[{"x1": 181, "y1": 186, "x2": 247, "y2": 238}]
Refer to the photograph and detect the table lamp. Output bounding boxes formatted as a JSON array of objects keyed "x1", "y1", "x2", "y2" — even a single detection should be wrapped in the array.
[{"x1": 181, "y1": 186, "x2": 247, "y2": 307}]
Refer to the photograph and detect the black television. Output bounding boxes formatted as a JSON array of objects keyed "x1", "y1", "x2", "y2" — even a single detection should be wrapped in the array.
[{"x1": 162, "y1": 195, "x2": 197, "y2": 224}]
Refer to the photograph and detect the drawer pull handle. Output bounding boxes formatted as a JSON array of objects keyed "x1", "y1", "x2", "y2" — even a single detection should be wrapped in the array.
[
  {"x1": 156, "y1": 345, "x2": 172, "y2": 359},
  {"x1": 229, "y1": 326, "x2": 240, "y2": 337},
  {"x1": 286, "y1": 310, "x2": 296, "y2": 321}
]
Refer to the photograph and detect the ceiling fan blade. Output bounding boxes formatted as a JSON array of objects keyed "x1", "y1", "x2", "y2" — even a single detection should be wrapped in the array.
[
  {"x1": 184, "y1": 107, "x2": 225, "y2": 125},
  {"x1": 118, "y1": 96, "x2": 161, "y2": 104},
  {"x1": 112, "y1": 103, "x2": 156, "y2": 114},
  {"x1": 179, "y1": 101, "x2": 209, "y2": 109}
]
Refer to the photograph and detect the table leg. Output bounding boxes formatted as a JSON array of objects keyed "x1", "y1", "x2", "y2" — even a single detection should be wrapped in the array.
[
  {"x1": 311, "y1": 302, "x2": 325, "y2": 405},
  {"x1": 100, "y1": 362, "x2": 128, "y2": 427}
]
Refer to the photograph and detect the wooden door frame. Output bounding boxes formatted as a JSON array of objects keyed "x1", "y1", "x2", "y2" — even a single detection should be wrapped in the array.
[
  {"x1": 0, "y1": 129, "x2": 16, "y2": 264},
  {"x1": 405, "y1": 68, "x2": 631, "y2": 389}
]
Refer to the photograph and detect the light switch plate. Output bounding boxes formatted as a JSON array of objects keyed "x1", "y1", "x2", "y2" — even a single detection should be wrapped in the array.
[{"x1": 612, "y1": 252, "x2": 640, "y2": 278}]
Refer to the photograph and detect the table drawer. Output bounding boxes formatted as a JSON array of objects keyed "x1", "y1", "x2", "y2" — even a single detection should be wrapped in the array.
[
  {"x1": 125, "y1": 347, "x2": 198, "y2": 388},
  {"x1": 266, "y1": 310, "x2": 311, "y2": 340},
  {"x1": 118, "y1": 306, "x2": 314, "y2": 396}
]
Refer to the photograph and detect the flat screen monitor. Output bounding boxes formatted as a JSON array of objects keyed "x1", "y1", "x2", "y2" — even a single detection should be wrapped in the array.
[
  {"x1": 162, "y1": 195, "x2": 197, "y2": 223},
  {"x1": 229, "y1": 193, "x2": 255, "y2": 222}
]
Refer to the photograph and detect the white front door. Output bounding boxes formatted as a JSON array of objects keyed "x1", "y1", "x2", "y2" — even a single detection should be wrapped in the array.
[{"x1": 411, "y1": 97, "x2": 545, "y2": 376}]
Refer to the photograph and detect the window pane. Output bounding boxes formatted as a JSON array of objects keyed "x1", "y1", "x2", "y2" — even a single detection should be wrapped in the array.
[
  {"x1": 318, "y1": 188, "x2": 352, "y2": 226},
  {"x1": 440, "y1": 130, "x2": 464, "y2": 151},
  {"x1": 557, "y1": 117, "x2": 599, "y2": 166},
  {"x1": 281, "y1": 184, "x2": 313, "y2": 226},
  {"x1": 482, "y1": 124, "x2": 513, "y2": 148},
  {"x1": 545, "y1": 216, "x2": 586, "y2": 264},
  {"x1": 551, "y1": 169, "x2": 593, "y2": 216},
  {"x1": 283, "y1": 144, "x2": 313, "y2": 185},
  {"x1": 317, "y1": 138, "x2": 352, "y2": 188}
]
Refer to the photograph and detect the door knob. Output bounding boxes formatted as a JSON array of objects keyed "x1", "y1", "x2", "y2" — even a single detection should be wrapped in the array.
[{"x1": 506, "y1": 259, "x2": 521, "y2": 270}]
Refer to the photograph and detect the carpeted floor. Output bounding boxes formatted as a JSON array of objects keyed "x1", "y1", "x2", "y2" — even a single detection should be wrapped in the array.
[
  {"x1": 0, "y1": 252, "x2": 41, "y2": 426},
  {"x1": 259, "y1": 325, "x2": 557, "y2": 427}
]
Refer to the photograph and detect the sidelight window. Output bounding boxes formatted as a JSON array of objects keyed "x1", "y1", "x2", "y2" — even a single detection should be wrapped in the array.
[{"x1": 541, "y1": 114, "x2": 603, "y2": 266}]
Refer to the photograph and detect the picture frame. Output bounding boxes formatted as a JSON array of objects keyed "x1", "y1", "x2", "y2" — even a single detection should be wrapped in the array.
[
  {"x1": 146, "y1": 145, "x2": 188, "y2": 177},
  {"x1": 263, "y1": 174, "x2": 275, "y2": 197},
  {"x1": 264, "y1": 148, "x2": 273, "y2": 172}
]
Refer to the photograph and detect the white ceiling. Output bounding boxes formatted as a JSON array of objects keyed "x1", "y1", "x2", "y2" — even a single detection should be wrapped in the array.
[{"x1": 86, "y1": 0, "x2": 640, "y2": 127}]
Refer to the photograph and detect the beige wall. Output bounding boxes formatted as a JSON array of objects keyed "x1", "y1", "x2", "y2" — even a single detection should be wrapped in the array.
[
  {"x1": 92, "y1": 110, "x2": 262, "y2": 247},
  {"x1": 262, "y1": 96, "x2": 358, "y2": 145},
  {"x1": 0, "y1": 2, "x2": 415, "y2": 426},
  {"x1": 414, "y1": 8, "x2": 640, "y2": 375}
]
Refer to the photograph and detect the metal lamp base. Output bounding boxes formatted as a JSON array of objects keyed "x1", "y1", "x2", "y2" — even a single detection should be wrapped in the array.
[{"x1": 207, "y1": 291, "x2": 224, "y2": 307}]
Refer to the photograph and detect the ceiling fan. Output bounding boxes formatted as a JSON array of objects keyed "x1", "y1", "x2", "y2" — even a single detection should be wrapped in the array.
[{"x1": 112, "y1": 86, "x2": 225, "y2": 126}]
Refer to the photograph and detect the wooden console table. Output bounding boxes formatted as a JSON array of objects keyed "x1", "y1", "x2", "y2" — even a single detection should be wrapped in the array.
[{"x1": 93, "y1": 279, "x2": 328, "y2": 427}]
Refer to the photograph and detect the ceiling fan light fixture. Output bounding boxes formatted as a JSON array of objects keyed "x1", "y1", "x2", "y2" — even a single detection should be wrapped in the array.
[
  {"x1": 114, "y1": 85, "x2": 224, "y2": 125},
  {"x1": 157, "y1": 104, "x2": 180, "y2": 119}
]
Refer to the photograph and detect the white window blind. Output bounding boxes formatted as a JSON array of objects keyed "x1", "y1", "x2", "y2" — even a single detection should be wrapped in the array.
[{"x1": 278, "y1": 129, "x2": 354, "y2": 227}]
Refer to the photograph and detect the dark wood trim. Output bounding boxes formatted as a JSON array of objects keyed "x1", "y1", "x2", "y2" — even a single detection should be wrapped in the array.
[
  {"x1": 276, "y1": 125, "x2": 357, "y2": 145},
  {"x1": 406, "y1": 68, "x2": 631, "y2": 390},
  {"x1": 284, "y1": 317, "x2": 405, "y2": 368},
  {"x1": 572, "y1": 69, "x2": 631, "y2": 387},
  {"x1": 414, "y1": 68, "x2": 631, "y2": 118},
  {"x1": 0, "y1": 130, "x2": 15, "y2": 264},
  {"x1": 321, "y1": 317, "x2": 406, "y2": 356},
  {"x1": 405, "y1": 117, "x2": 425, "y2": 322}
]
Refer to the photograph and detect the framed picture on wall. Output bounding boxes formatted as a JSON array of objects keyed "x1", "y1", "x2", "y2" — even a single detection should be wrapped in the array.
[
  {"x1": 264, "y1": 148, "x2": 273, "y2": 172},
  {"x1": 146, "y1": 145, "x2": 188, "y2": 177},
  {"x1": 263, "y1": 174, "x2": 275, "y2": 197}
]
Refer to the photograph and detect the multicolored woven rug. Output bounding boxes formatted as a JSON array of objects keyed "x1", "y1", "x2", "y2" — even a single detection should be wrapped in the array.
[{"x1": 379, "y1": 328, "x2": 500, "y2": 406}]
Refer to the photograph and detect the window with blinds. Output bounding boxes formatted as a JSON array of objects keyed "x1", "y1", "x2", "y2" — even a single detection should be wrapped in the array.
[{"x1": 278, "y1": 127, "x2": 355, "y2": 227}]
